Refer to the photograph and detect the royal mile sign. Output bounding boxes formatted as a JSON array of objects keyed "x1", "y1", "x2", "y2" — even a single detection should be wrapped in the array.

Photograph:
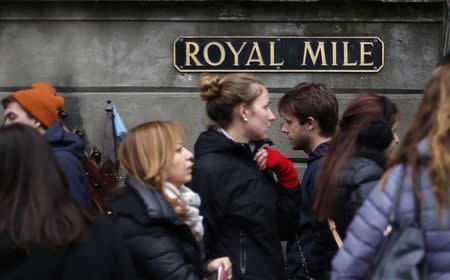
[{"x1": 173, "y1": 36, "x2": 384, "y2": 73}]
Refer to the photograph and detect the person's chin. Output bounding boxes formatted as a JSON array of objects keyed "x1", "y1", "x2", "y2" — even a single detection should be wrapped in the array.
[
  {"x1": 184, "y1": 175, "x2": 192, "y2": 184},
  {"x1": 249, "y1": 134, "x2": 265, "y2": 142},
  {"x1": 290, "y1": 141, "x2": 303, "y2": 151},
  {"x1": 292, "y1": 145, "x2": 302, "y2": 151},
  {"x1": 259, "y1": 131, "x2": 268, "y2": 139}
]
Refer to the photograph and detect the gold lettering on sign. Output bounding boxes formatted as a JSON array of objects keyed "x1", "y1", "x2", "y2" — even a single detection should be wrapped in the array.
[
  {"x1": 226, "y1": 42, "x2": 247, "y2": 66},
  {"x1": 360, "y1": 42, "x2": 374, "y2": 66},
  {"x1": 343, "y1": 41, "x2": 358, "y2": 66},
  {"x1": 269, "y1": 42, "x2": 284, "y2": 66},
  {"x1": 331, "y1": 42, "x2": 338, "y2": 66},
  {"x1": 246, "y1": 42, "x2": 266, "y2": 66},
  {"x1": 185, "y1": 42, "x2": 203, "y2": 66},
  {"x1": 204, "y1": 42, "x2": 226, "y2": 66},
  {"x1": 302, "y1": 41, "x2": 327, "y2": 66}
]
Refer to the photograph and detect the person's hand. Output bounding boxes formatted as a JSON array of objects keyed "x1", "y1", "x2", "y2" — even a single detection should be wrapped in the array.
[
  {"x1": 254, "y1": 145, "x2": 269, "y2": 170},
  {"x1": 207, "y1": 257, "x2": 232, "y2": 279},
  {"x1": 265, "y1": 147, "x2": 299, "y2": 189}
]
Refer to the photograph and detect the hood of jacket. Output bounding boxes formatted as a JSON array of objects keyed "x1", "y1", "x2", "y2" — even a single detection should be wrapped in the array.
[
  {"x1": 194, "y1": 129, "x2": 272, "y2": 159},
  {"x1": 44, "y1": 120, "x2": 84, "y2": 159}
]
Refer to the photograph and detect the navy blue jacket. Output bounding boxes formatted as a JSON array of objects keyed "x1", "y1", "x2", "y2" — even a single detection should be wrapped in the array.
[
  {"x1": 190, "y1": 130, "x2": 299, "y2": 280},
  {"x1": 285, "y1": 141, "x2": 331, "y2": 280},
  {"x1": 332, "y1": 139, "x2": 450, "y2": 279},
  {"x1": 44, "y1": 120, "x2": 90, "y2": 206}
]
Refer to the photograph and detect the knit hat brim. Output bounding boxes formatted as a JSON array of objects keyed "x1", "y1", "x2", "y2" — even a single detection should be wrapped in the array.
[{"x1": 11, "y1": 83, "x2": 64, "y2": 129}]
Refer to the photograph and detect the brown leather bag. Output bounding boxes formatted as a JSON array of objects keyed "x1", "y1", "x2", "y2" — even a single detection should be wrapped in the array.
[{"x1": 71, "y1": 100, "x2": 121, "y2": 212}]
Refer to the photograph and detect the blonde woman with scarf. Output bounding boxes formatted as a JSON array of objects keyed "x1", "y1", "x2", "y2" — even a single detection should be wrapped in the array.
[{"x1": 105, "y1": 121, "x2": 232, "y2": 280}]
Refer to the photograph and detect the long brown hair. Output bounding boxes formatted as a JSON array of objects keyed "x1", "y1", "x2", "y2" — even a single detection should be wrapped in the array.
[
  {"x1": 313, "y1": 93, "x2": 398, "y2": 221},
  {"x1": 0, "y1": 124, "x2": 92, "y2": 253},
  {"x1": 383, "y1": 64, "x2": 450, "y2": 221},
  {"x1": 119, "y1": 121, "x2": 188, "y2": 217}
]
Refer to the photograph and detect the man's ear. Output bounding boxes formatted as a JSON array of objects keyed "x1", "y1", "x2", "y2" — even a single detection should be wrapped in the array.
[
  {"x1": 305, "y1": 116, "x2": 316, "y2": 131},
  {"x1": 32, "y1": 119, "x2": 45, "y2": 134}
]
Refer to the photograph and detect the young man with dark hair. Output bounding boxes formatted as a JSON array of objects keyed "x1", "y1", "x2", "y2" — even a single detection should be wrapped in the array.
[
  {"x1": 279, "y1": 82, "x2": 338, "y2": 280},
  {"x1": 2, "y1": 83, "x2": 90, "y2": 206}
]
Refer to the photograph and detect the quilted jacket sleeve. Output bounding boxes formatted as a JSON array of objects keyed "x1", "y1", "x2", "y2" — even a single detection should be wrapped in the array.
[
  {"x1": 344, "y1": 161, "x2": 384, "y2": 230},
  {"x1": 331, "y1": 166, "x2": 404, "y2": 279},
  {"x1": 124, "y1": 223, "x2": 200, "y2": 280}
]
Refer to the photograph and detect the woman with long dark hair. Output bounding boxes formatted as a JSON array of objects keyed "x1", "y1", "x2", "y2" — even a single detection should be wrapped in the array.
[
  {"x1": 331, "y1": 64, "x2": 450, "y2": 279},
  {"x1": 105, "y1": 121, "x2": 232, "y2": 280},
  {"x1": 0, "y1": 124, "x2": 135, "y2": 280},
  {"x1": 312, "y1": 93, "x2": 399, "y2": 278}
]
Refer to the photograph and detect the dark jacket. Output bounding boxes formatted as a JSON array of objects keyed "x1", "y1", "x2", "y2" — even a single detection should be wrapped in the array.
[
  {"x1": 44, "y1": 120, "x2": 90, "y2": 206},
  {"x1": 285, "y1": 141, "x2": 332, "y2": 280},
  {"x1": 190, "y1": 130, "x2": 299, "y2": 280},
  {"x1": 0, "y1": 215, "x2": 136, "y2": 280},
  {"x1": 332, "y1": 139, "x2": 450, "y2": 279},
  {"x1": 105, "y1": 176, "x2": 203, "y2": 280},
  {"x1": 334, "y1": 148, "x2": 386, "y2": 236},
  {"x1": 315, "y1": 147, "x2": 385, "y2": 279}
]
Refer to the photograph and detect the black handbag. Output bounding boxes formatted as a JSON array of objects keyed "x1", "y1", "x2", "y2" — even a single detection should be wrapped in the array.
[{"x1": 368, "y1": 167, "x2": 426, "y2": 280}]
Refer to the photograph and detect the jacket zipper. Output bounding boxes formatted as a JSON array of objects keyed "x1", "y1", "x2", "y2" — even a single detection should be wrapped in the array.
[{"x1": 240, "y1": 231, "x2": 247, "y2": 275}]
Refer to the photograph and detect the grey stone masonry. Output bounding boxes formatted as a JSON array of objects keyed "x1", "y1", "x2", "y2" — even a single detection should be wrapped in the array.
[{"x1": 0, "y1": 0, "x2": 442, "y2": 162}]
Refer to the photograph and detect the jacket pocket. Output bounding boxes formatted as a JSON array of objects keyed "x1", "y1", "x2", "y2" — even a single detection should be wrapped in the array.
[{"x1": 239, "y1": 231, "x2": 247, "y2": 276}]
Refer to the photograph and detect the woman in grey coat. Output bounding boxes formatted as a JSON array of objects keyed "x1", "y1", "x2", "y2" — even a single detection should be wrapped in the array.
[{"x1": 331, "y1": 63, "x2": 450, "y2": 279}]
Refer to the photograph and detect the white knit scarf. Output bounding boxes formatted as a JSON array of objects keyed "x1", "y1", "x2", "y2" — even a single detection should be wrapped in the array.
[{"x1": 163, "y1": 183, "x2": 204, "y2": 241}]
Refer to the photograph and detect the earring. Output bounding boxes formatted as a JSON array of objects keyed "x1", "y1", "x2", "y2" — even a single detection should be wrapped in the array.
[{"x1": 243, "y1": 117, "x2": 248, "y2": 122}]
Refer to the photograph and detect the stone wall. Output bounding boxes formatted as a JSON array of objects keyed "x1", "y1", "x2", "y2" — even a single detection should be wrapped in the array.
[{"x1": 0, "y1": 0, "x2": 442, "y2": 171}]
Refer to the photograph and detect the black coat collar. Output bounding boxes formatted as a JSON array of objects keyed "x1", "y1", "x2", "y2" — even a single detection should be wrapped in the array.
[{"x1": 105, "y1": 176, "x2": 182, "y2": 225}]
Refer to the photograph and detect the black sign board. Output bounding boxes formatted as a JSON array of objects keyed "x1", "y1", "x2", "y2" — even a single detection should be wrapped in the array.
[{"x1": 173, "y1": 36, "x2": 383, "y2": 73}]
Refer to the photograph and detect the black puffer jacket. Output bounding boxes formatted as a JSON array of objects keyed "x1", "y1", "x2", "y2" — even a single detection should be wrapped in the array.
[
  {"x1": 0, "y1": 215, "x2": 136, "y2": 280},
  {"x1": 314, "y1": 148, "x2": 386, "y2": 278},
  {"x1": 335, "y1": 149, "x2": 386, "y2": 236},
  {"x1": 105, "y1": 176, "x2": 203, "y2": 280},
  {"x1": 190, "y1": 130, "x2": 299, "y2": 280}
]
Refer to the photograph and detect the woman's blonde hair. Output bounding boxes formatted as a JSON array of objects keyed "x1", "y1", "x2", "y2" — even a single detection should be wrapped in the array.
[
  {"x1": 382, "y1": 64, "x2": 450, "y2": 222},
  {"x1": 119, "y1": 120, "x2": 187, "y2": 217}
]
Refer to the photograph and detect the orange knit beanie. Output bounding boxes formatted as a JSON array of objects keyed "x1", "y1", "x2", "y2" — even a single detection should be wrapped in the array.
[{"x1": 11, "y1": 83, "x2": 65, "y2": 129}]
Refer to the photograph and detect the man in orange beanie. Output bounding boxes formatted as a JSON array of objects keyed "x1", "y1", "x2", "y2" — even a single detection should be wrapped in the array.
[{"x1": 2, "y1": 83, "x2": 90, "y2": 206}]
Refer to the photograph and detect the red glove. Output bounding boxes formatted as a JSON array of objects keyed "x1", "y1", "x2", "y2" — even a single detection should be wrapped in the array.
[{"x1": 265, "y1": 147, "x2": 300, "y2": 189}]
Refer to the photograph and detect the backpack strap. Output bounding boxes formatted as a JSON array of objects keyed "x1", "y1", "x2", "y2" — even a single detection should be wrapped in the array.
[{"x1": 328, "y1": 219, "x2": 343, "y2": 248}]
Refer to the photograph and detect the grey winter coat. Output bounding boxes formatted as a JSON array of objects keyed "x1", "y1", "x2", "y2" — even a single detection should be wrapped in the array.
[{"x1": 331, "y1": 139, "x2": 450, "y2": 280}]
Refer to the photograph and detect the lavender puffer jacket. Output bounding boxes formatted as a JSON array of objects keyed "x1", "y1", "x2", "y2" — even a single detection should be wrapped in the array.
[{"x1": 331, "y1": 139, "x2": 450, "y2": 280}]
